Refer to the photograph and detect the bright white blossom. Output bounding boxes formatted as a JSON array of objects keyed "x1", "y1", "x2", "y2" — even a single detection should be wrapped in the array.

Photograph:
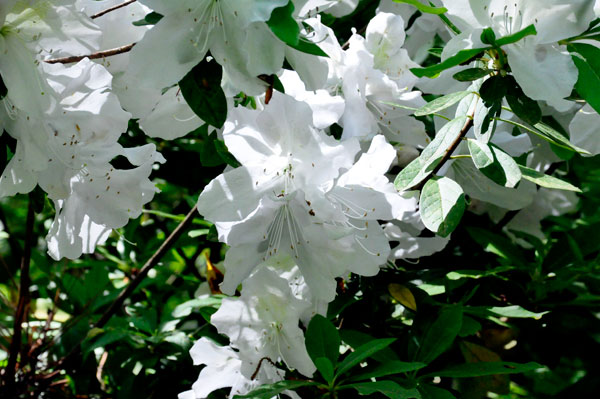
[
  {"x1": 211, "y1": 266, "x2": 316, "y2": 378},
  {"x1": 441, "y1": 0, "x2": 595, "y2": 111},
  {"x1": 197, "y1": 92, "x2": 415, "y2": 301}
]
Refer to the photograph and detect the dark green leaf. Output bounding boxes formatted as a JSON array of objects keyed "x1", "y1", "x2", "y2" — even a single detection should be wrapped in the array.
[
  {"x1": 179, "y1": 60, "x2": 228, "y2": 128},
  {"x1": 424, "y1": 361, "x2": 542, "y2": 378},
  {"x1": 417, "y1": 306, "x2": 463, "y2": 363},
  {"x1": 267, "y1": 1, "x2": 299, "y2": 46},
  {"x1": 452, "y1": 68, "x2": 492, "y2": 82},
  {"x1": 314, "y1": 357, "x2": 334, "y2": 383},
  {"x1": 340, "y1": 330, "x2": 399, "y2": 363},
  {"x1": 349, "y1": 361, "x2": 427, "y2": 382},
  {"x1": 480, "y1": 28, "x2": 497, "y2": 45},
  {"x1": 132, "y1": 11, "x2": 163, "y2": 26},
  {"x1": 412, "y1": 25, "x2": 536, "y2": 78},
  {"x1": 479, "y1": 75, "x2": 507, "y2": 106},
  {"x1": 466, "y1": 227, "x2": 527, "y2": 265},
  {"x1": 336, "y1": 338, "x2": 396, "y2": 377},
  {"x1": 568, "y1": 43, "x2": 600, "y2": 113},
  {"x1": 341, "y1": 381, "x2": 420, "y2": 399},
  {"x1": 233, "y1": 380, "x2": 320, "y2": 398},
  {"x1": 411, "y1": 48, "x2": 485, "y2": 78},
  {"x1": 505, "y1": 77, "x2": 542, "y2": 125},
  {"x1": 418, "y1": 384, "x2": 457, "y2": 399},
  {"x1": 495, "y1": 24, "x2": 537, "y2": 46},
  {"x1": 305, "y1": 314, "x2": 340, "y2": 368}
]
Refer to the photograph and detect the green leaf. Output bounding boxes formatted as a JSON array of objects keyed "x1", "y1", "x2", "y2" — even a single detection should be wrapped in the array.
[
  {"x1": 418, "y1": 384, "x2": 456, "y2": 399},
  {"x1": 214, "y1": 139, "x2": 241, "y2": 167},
  {"x1": 414, "y1": 91, "x2": 472, "y2": 116},
  {"x1": 179, "y1": 60, "x2": 228, "y2": 128},
  {"x1": 267, "y1": 1, "x2": 299, "y2": 46},
  {"x1": 349, "y1": 361, "x2": 427, "y2": 382},
  {"x1": 452, "y1": 68, "x2": 492, "y2": 82},
  {"x1": 341, "y1": 381, "x2": 421, "y2": 399},
  {"x1": 533, "y1": 121, "x2": 590, "y2": 155},
  {"x1": 465, "y1": 227, "x2": 527, "y2": 264},
  {"x1": 465, "y1": 305, "x2": 548, "y2": 321},
  {"x1": 288, "y1": 39, "x2": 328, "y2": 57},
  {"x1": 568, "y1": 43, "x2": 600, "y2": 113},
  {"x1": 132, "y1": 11, "x2": 163, "y2": 26},
  {"x1": 458, "y1": 315, "x2": 482, "y2": 337},
  {"x1": 419, "y1": 177, "x2": 466, "y2": 237},
  {"x1": 519, "y1": 165, "x2": 582, "y2": 192},
  {"x1": 233, "y1": 380, "x2": 319, "y2": 399},
  {"x1": 417, "y1": 306, "x2": 463, "y2": 363},
  {"x1": 487, "y1": 305, "x2": 548, "y2": 319},
  {"x1": 395, "y1": 117, "x2": 468, "y2": 190},
  {"x1": 411, "y1": 48, "x2": 485, "y2": 78},
  {"x1": 497, "y1": 118, "x2": 590, "y2": 155},
  {"x1": 392, "y1": 0, "x2": 448, "y2": 15},
  {"x1": 494, "y1": 24, "x2": 537, "y2": 46},
  {"x1": 340, "y1": 330, "x2": 399, "y2": 363},
  {"x1": 479, "y1": 75, "x2": 507, "y2": 106},
  {"x1": 411, "y1": 24, "x2": 536, "y2": 78},
  {"x1": 336, "y1": 338, "x2": 397, "y2": 377},
  {"x1": 305, "y1": 315, "x2": 340, "y2": 368},
  {"x1": 505, "y1": 78, "x2": 542, "y2": 125},
  {"x1": 480, "y1": 27, "x2": 497, "y2": 45},
  {"x1": 467, "y1": 140, "x2": 521, "y2": 187},
  {"x1": 424, "y1": 361, "x2": 542, "y2": 378},
  {"x1": 314, "y1": 357, "x2": 335, "y2": 383}
]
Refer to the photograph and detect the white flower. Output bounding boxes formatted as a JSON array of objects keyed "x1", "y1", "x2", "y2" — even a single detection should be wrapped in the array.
[
  {"x1": 1, "y1": 55, "x2": 164, "y2": 259},
  {"x1": 311, "y1": 13, "x2": 428, "y2": 144},
  {"x1": 197, "y1": 93, "x2": 413, "y2": 302},
  {"x1": 180, "y1": 337, "x2": 286, "y2": 399},
  {"x1": 211, "y1": 266, "x2": 316, "y2": 378},
  {"x1": 127, "y1": 0, "x2": 288, "y2": 94},
  {"x1": 441, "y1": 0, "x2": 596, "y2": 111}
]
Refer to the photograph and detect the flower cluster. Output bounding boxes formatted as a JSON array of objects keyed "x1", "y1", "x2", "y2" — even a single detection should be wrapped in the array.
[{"x1": 1, "y1": 1, "x2": 599, "y2": 397}]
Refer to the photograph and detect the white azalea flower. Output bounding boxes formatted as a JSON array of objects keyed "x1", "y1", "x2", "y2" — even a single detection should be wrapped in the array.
[
  {"x1": 441, "y1": 0, "x2": 595, "y2": 111},
  {"x1": 1, "y1": 56, "x2": 164, "y2": 259},
  {"x1": 211, "y1": 266, "x2": 316, "y2": 378},
  {"x1": 127, "y1": 0, "x2": 288, "y2": 94},
  {"x1": 311, "y1": 13, "x2": 428, "y2": 144},
  {"x1": 180, "y1": 337, "x2": 287, "y2": 399},
  {"x1": 197, "y1": 93, "x2": 413, "y2": 301}
]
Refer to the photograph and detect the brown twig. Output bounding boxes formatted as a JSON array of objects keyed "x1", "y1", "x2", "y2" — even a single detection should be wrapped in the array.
[
  {"x1": 45, "y1": 43, "x2": 136, "y2": 65},
  {"x1": 4, "y1": 197, "x2": 35, "y2": 390},
  {"x1": 94, "y1": 205, "x2": 198, "y2": 328},
  {"x1": 411, "y1": 116, "x2": 474, "y2": 191},
  {"x1": 90, "y1": 0, "x2": 137, "y2": 19}
]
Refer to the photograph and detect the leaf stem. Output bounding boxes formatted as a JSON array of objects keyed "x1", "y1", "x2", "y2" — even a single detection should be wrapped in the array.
[{"x1": 94, "y1": 205, "x2": 198, "y2": 328}]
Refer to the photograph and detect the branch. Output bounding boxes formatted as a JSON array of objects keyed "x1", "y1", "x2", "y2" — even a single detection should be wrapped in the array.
[
  {"x1": 45, "y1": 43, "x2": 136, "y2": 65},
  {"x1": 412, "y1": 116, "x2": 474, "y2": 191},
  {"x1": 90, "y1": 0, "x2": 137, "y2": 19},
  {"x1": 94, "y1": 205, "x2": 198, "y2": 328},
  {"x1": 4, "y1": 197, "x2": 35, "y2": 390}
]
